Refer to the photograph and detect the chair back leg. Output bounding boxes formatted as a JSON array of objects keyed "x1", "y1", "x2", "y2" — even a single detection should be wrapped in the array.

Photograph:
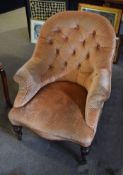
[{"x1": 0, "y1": 64, "x2": 12, "y2": 107}]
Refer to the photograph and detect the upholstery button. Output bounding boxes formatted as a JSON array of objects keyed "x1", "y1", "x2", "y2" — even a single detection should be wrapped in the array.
[
  {"x1": 96, "y1": 43, "x2": 100, "y2": 50},
  {"x1": 64, "y1": 36, "x2": 68, "y2": 41},
  {"x1": 92, "y1": 30, "x2": 96, "y2": 37},
  {"x1": 77, "y1": 63, "x2": 81, "y2": 69},
  {"x1": 48, "y1": 64, "x2": 54, "y2": 70},
  {"x1": 83, "y1": 40, "x2": 86, "y2": 47},
  {"x1": 72, "y1": 49, "x2": 76, "y2": 55},
  {"x1": 64, "y1": 61, "x2": 68, "y2": 67},
  {"x1": 86, "y1": 52, "x2": 90, "y2": 59},
  {"x1": 74, "y1": 24, "x2": 79, "y2": 30},
  {"x1": 47, "y1": 39, "x2": 53, "y2": 45},
  {"x1": 56, "y1": 48, "x2": 60, "y2": 55}
]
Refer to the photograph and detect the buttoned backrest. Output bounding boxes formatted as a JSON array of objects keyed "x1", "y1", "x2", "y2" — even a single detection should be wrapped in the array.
[
  {"x1": 33, "y1": 11, "x2": 115, "y2": 86},
  {"x1": 14, "y1": 11, "x2": 116, "y2": 107}
]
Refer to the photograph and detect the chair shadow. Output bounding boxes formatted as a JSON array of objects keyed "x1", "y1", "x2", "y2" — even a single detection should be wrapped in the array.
[{"x1": 52, "y1": 141, "x2": 81, "y2": 163}]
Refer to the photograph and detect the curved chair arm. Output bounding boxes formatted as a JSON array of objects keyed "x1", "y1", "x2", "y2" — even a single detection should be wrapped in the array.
[
  {"x1": 85, "y1": 69, "x2": 111, "y2": 132},
  {"x1": 13, "y1": 58, "x2": 42, "y2": 108}
]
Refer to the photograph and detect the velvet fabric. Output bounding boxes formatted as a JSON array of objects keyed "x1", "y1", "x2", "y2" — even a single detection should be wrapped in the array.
[{"x1": 9, "y1": 11, "x2": 116, "y2": 147}]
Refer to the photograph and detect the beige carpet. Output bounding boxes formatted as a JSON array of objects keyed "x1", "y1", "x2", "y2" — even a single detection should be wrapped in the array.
[{"x1": 0, "y1": 7, "x2": 27, "y2": 33}]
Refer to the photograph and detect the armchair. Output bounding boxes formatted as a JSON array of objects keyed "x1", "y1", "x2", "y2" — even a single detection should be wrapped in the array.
[{"x1": 8, "y1": 11, "x2": 116, "y2": 163}]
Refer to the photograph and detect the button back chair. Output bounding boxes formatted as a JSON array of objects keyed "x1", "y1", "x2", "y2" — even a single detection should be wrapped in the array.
[{"x1": 8, "y1": 11, "x2": 116, "y2": 163}]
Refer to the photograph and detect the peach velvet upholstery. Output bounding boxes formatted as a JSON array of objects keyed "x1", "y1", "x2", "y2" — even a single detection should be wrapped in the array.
[{"x1": 9, "y1": 11, "x2": 116, "y2": 147}]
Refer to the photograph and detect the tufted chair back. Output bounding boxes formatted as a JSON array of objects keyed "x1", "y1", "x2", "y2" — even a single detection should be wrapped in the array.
[{"x1": 13, "y1": 11, "x2": 116, "y2": 131}]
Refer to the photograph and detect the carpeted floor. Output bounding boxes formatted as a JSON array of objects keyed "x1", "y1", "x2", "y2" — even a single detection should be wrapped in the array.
[{"x1": 0, "y1": 28, "x2": 123, "y2": 175}]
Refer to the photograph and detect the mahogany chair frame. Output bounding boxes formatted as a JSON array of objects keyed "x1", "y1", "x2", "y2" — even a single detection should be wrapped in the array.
[{"x1": 0, "y1": 63, "x2": 11, "y2": 107}]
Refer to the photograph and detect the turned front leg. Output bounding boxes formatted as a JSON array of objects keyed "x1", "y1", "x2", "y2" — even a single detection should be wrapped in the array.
[
  {"x1": 80, "y1": 146, "x2": 90, "y2": 164},
  {"x1": 12, "y1": 125, "x2": 23, "y2": 140}
]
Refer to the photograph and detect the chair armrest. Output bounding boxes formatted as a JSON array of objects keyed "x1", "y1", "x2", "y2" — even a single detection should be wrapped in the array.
[
  {"x1": 13, "y1": 58, "x2": 42, "y2": 108},
  {"x1": 85, "y1": 69, "x2": 111, "y2": 132}
]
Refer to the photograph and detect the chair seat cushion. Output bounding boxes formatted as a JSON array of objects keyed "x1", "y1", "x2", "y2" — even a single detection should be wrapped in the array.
[{"x1": 9, "y1": 82, "x2": 95, "y2": 147}]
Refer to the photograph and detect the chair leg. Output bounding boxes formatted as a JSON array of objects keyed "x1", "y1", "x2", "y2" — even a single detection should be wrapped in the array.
[
  {"x1": 80, "y1": 146, "x2": 90, "y2": 164},
  {"x1": 12, "y1": 125, "x2": 22, "y2": 141},
  {"x1": 0, "y1": 64, "x2": 12, "y2": 107}
]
